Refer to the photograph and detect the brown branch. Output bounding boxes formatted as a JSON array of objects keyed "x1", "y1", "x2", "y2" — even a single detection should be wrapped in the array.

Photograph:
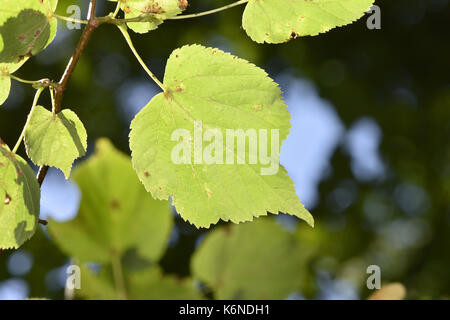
[
  {"x1": 37, "y1": 0, "x2": 98, "y2": 187},
  {"x1": 54, "y1": 0, "x2": 98, "y2": 112},
  {"x1": 37, "y1": 165, "x2": 49, "y2": 186}
]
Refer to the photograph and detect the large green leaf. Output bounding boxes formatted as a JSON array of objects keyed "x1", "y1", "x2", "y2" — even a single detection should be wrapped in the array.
[
  {"x1": 78, "y1": 264, "x2": 203, "y2": 300},
  {"x1": 48, "y1": 138, "x2": 173, "y2": 263},
  {"x1": 0, "y1": 139, "x2": 40, "y2": 249},
  {"x1": 118, "y1": 0, "x2": 187, "y2": 33},
  {"x1": 191, "y1": 217, "x2": 313, "y2": 299},
  {"x1": 242, "y1": 0, "x2": 375, "y2": 43},
  {"x1": 130, "y1": 44, "x2": 313, "y2": 228},
  {"x1": 24, "y1": 106, "x2": 88, "y2": 179}
]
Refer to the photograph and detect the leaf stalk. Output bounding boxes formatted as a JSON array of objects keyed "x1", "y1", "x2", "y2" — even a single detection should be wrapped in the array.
[
  {"x1": 12, "y1": 87, "x2": 45, "y2": 154},
  {"x1": 168, "y1": 0, "x2": 249, "y2": 20},
  {"x1": 117, "y1": 25, "x2": 166, "y2": 91}
]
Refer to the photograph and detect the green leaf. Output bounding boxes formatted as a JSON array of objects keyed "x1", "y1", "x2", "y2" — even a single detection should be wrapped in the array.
[
  {"x1": 129, "y1": 44, "x2": 313, "y2": 228},
  {"x1": 0, "y1": 61, "x2": 26, "y2": 106},
  {"x1": 48, "y1": 138, "x2": 173, "y2": 263},
  {"x1": 0, "y1": 0, "x2": 58, "y2": 105},
  {"x1": 78, "y1": 264, "x2": 203, "y2": 300},
  {"x1": 24, "y1": 106, "x2": 88, "y2": 179},
  {"x1": 0, "y1": 0, "x2": 58, "y2": 63},
  {"x1": 191, "y1": 217, "x2": 313, "y2": 299},
  {"x1": 127, "y1": 267, "x2": 202, "y2": 299},
  {"x1": 118, "y1": 0, "x2": 187, "y2": 33},
  {"x1": 0, "y1": 139, "x2": 40, "y2": 249},
  {"x1": 0, "y1": 68, "x2": 11, "y2": 105},
  {"x1": 0, "y1": 9, "x2": 50, "y2": 63},
  {"x1": 242, "y1": 0, "x2": 375, "y2": 43}
]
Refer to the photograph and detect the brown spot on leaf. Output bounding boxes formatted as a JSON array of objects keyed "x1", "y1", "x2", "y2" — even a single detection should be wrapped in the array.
[
  {"x1": 144, "y1": 172, "x2": 150, "y2": 178},
  {"x1": 34, "y1": 29, "x2": 41, "y2": 38},
  {"x1": 289, "y1": 31, "x2": 299, "y2": 40},
  {"x1": 223, "y1": 224, "x2": 232, "y2": 235},
  {"x1": 110, "y1": 199, "x2": 121, "y2": 210},
  {"x1": 17, "y1": 52, "x2": 33, "y2": 63},
  {"x1": 178, "y1": 0, "x2": 188, "y2": 10},
  {"x1": 163, "y1": 90, "x2": 174, "y2": 100},
  {"x1": 143, "y1": 4, "x2": 164, "y2": 14},
  {"x1": 4, "y1": 192, "x2": 11, "y2": 205},
  {"x1": 18, "y1": 34, "x2": 26, "y2": 42},
  {"x1": 205, "y1": 185, "x2": 212, "y2": 198},
  {"x1": 176, "y1": 85, "x2": 183, "y2": 92},
  {"x1": 124, "y1": 6, "x2": 131, "y2": 14}
]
